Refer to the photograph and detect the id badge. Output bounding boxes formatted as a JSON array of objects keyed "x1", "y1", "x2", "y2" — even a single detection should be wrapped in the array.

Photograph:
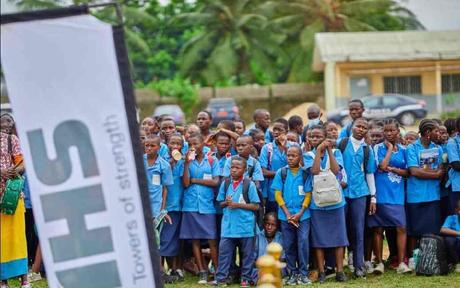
[
  {"x1": 152, "y1": 174, "x2": 161, "y2": 185},
  {"x1": 298, "y1": 185, "x2": 305, "y2": 196},
  {"x1": 203, "y1": 173, "x2": 213, "y2": 180}
]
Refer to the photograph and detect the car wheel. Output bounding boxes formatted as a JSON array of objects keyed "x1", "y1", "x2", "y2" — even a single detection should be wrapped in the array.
[{"x1": 399, "y1": 112, "x2": 416, "y2": 126}]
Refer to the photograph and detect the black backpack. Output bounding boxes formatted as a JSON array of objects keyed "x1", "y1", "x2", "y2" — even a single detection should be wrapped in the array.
[
  {"x1": 280, "y1": 167, "x2": 309, "y2": 185},
  {"x1": 415, "y1": 234, "x2": 449, "y2": 276},
  {"x1": 338, "y1": 137, "x2": 370, "y2": 174},
  {"x1": 223, "y1": 177, "x2": 264, "y2": 230}
]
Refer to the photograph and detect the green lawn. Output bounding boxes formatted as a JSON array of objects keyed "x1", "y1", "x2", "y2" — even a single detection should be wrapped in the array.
[{"x1": 7, "y1": 270, "x2": 460, "y2": 288}]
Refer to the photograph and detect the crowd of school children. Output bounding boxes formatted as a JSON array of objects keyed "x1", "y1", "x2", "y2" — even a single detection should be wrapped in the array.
[{"x1": 1, "y1": 101, "x2": 460, "y2": 287}]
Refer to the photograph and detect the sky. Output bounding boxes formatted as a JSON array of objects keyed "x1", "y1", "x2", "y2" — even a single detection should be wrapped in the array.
[{"x1": 2, "y1": 0, "x2": 460, "y2": 30}]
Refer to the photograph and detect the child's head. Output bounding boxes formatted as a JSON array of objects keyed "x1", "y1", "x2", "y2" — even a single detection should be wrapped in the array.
[
  {"x1": 141, "y1": 117, "x2": 159, "y2": 136},
  {"x1": 253, "y1": 109, "x2": 271, "y2": 130},
  {"x1": 236, "y1": 135, "x2": 254, "y2": 158},
  {"x1": 263, "y1": 212, "x2": 278, "y2": 238},
  {"x1": 144, "y1": 135, "x2": 161, "y2": 156},
  {"x1": 248, "y1": 128, "x2": 265, "y2": 153},
  {"x1": 444, "y1": 118, "x2": 457, "y2": 137},
  {"x1": 167, "y1": 133, "x2": 184, "y2": 154},
  {"x1": 309, "y1": 125, "x2": 326, "y2": 148},
  {"x1": 438, "y1": 125, "x2": 449, "y2": 144},
  {"x1": 230, "y1": 156, "x2": 247, "y2": 180},
  {"x1": 234, "y1": 120, "x2": 246, "y2": 136},
  {"x1": 286, "y1": 131, "x2": 299, "y2": 144},
  {"x1": 0, "y1": 113, "x2": 15, "y2": 134},
  {"x1": 404, "y1": 131, "x2": 419, "y2": 145},
  {"x1": 348, "y1": 99, "x2": 365, "y2": 120},
  {"x1": 288, "y1": 115, "x2": 304, "y2": 134},
  {"x1": 184, "y1": 124, "x2": 200, "y2": 141},
  {"x1": 287, "y1": 146, "x2": 302, "y2": 168},
  {"x1": 369, "y1": 127, "x2": 384, "y2": 146},
  {"x1": 352, "y1": 117, "x2": 369, "y2": 140},
  {"x1": 188, "y1": 133, "x2": 204, "y2": 156},
  {"x1": 419, "y1": 119, "x2": 439, "y2": 141},
  {"x1": 382, "y1": 118, "x2": 400, "y2": 144},
  {"x1": 307, "y1": 104, "x2": 321, "y2": 122},
  {"x1": 217, "y1": 120, "x2": 236, "y2": 132},
  {"x1": 196, "y1": 111, "x2": 212, "y2": 132},
  {"x1": 324, "y1": 121, "x2": 339, "y2": 140},
  {"x1": 215, "y1": 131, "x2": 231, "y2": 155},
  {"x1": 139, "y1": 128, "x2": 147, "y2": 147},
  {"x1": 272, "y1": 118, "x2": 288, "y2": 141},
  {"x1": 161, "y1": 119, "x2": 176, "y2": 141}
]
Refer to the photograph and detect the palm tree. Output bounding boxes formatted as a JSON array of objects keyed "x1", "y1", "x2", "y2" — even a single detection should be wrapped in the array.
[
  {"x1": 173, "y1": 0, "x2": 286, "y2": 85},
  {"x1": 265, "y1": 0, "x2": 423, "y2": 82}
]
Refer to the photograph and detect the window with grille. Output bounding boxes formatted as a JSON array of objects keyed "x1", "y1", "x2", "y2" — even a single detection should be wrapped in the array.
[
  {"x1": 383, "y1": 76, "x2": 421, "y2": 94},
  {"x1": 442, "y1": 74, "x2": 460, "y2": 93}
]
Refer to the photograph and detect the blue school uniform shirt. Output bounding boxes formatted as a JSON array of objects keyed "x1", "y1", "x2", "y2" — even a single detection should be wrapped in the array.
[
  {"x1": 259, "y1": 142, "x2": 295, "y2": 200},
  {"x1": 303, "y1": 148, "x2": 346, "y2": 210},
  {"x1": 271, "y1": 166, "x2": 311, "y2": 221},
  {"x1": 159, "y1": 142, "x2": 169, "y2": 159},
  {"x1": 406, "y1": 139, "x2": 443, "y2": 203},
  {"x1": 373, "y1": 143, "x2": 407, "y2": 205},
  {"x1": 338, "y1": 123, "x2": 352, "y2": 140},
  {"x1": 255, "y1": 230, "x2": 284, "y2": 259},
  {"x1": 216, "y1": 180, "x2": 260, "y2": 238},
  {"x1": 182, "y1": 155, "x2": 219, "y2": 214},
  {"x1": 446, "y1": 135, "x2": 460, "y2": 192},
  {"x1": 341, "y1": 140, "x2": 376, "y2": 199},
  {"x1": 442, "y1": 215, "x2": 460, "y2": 240},
  {"x1": 144, "y1": 154, "x2": 174, "y2": 217},
  {"x1": 221, "y1": 155, "x2": 264, "y2": 183},
  {"x1": 166, "y1": 159, "x2": 184, "y2": 212}
]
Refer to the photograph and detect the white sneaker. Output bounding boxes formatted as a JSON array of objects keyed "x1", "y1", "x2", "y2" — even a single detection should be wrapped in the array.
[
  {"x1": 348, "y1": 252, "x2": 354, "y2": 272},
  {"x1": 373, "y1": 262, "x2": 384, "y2": 275},
  {"x1": 28, "y1": 271, "x2": 42, "y2": 282},
  {"x1": 364, "y1": 261, "x2": 374, "y2": 274},
  {"x1": 396, "y1": 262, "x2": 412, "y2": 274},
  {"x1": 408, "y1": 258, "x2": 415, "y2": 270}
]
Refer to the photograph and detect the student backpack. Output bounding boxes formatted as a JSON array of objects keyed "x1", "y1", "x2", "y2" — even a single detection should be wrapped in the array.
[
  {"x1": 415, "y1": 234, "x2": 449, "y2": 276},
  {"x1": 224, "y1": 178, "x2": 264, "y2": 230},
  {"x1": 280, "y1": 167, "x2": 309, "y2": 185},
  {"x1": 338, "y1": 137, "x2": 370, "y2": 174},
  {"x1": 305, "y1": 151, "x2": 342, "y2": 207}
]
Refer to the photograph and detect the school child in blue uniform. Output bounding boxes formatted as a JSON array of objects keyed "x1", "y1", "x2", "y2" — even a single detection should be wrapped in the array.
[
  {"x1": 304, "y1": 125, "x2": 348, "y2": 283},
  {"x1": 160, "y1": 133, "x2": 185, "y2": 280},
  {"x1": 272, "y1": 146, "x2": 312, "y2": 285},
  {"x1": 260, "y1": 118, "x2": 295, "y2": 213},
  {"x1": 215, "y1": 157, "x2": 260, "y2": 287},
  {"x1": 143, "y1": 135, "x2": 174, "y2": 219},
  {"x1": 446, "y1": 117, "x2": 460, "y2": 214},
  {"x1": 180, "y1": 133, "x2": 220, "y2": 284},
  {"x1": 433, "y1": 123, "x2": 450, "y2": 221},
  {"x1": 338, "y1": 100, "x2": 365, "y2": 140},
  {"x1": 245, "y1": 109, "x2": 273, "y2": 143},
  {"x1": 248, "y1": 128, "x2": 266, "y2": 158},
  {"x1": 340, "y1": 118, "x2": 377, "y2": 278},
  {"x1": 406, "y1": 119, "x2": 444, "y2": 269},
  {"x1": 440, "y1": 200, "x2": 460, "y2": 272},
  {"x1": 221, "y1": 135, "x2": 264, "y2": 195},
  {"x1": 368, "y1": 119, "x2": 412, "y2": 275}
]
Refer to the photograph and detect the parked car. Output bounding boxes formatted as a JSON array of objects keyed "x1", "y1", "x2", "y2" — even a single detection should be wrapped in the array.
[
  {"x1": 327, "y1": 94, "x2": 427, "y2": 126},
  {"x1": 206, "y1": 98, "x2": 240, "y2": 126},
  {"x1": 152, "y1": 104, "x2": 185, "y2": 125}
]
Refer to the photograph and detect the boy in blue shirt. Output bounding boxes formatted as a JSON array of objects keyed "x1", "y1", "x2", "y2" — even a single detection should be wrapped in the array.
[
  {"x1": 440, "y1": 200, "x2": 460, "y2": 273},
  {"x1": 272, "y1": 146, "x2": 312, "y2": 285},
  {"x1": 215, "y1": 156, "x2": 260, "y2": 287},
  {"x1": 338, "y1": 100, "x2": 365, "y2": 140},
  {"x1": 446, "y1": 117, "x2": 460, "y2": 214}
]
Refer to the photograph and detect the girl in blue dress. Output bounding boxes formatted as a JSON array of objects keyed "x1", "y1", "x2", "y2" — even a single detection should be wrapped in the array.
[{"x1": 368, "y1": 118, "x2": 411, "y2": 274}]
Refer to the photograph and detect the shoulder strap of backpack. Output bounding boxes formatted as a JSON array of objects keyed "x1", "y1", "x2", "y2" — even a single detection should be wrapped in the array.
[
  {"x1": 267, "y1": 143, "x2": 273, "y2": 169},
  {"x1": 247, "y1": 160, "x2": 255, "y2": 178},
  {"x1": 224, "y1": 178, "x2": 231, "y2": 196},
  {"x1": 363, "y1": 144, "x2": 369, "y2": 174},
  {"x1": 280, "y1": 167, "x2": 287, "y2": 184},
  {"x1": 338, "y1": 137, "x2": 349, "y2": 154},
  {"x1": 242, "y1": 178, "x2": 251, "y2": 203},
  {"x1": 301, "y1": 168, "x2": 308, "y2": 184}
]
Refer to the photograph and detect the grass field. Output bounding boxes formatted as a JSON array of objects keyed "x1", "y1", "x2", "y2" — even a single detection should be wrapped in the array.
[{"x1": 7, "y1": 270, "x2": 460, "y2": 288}]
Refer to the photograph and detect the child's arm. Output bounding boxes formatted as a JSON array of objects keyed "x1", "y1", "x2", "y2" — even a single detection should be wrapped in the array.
[
  {"x1": 275, "y1": 190, "x2": 291, "y2": 219},
  {"x1": 327, "y1": 143, "x2": 340, "y2": 175},
  {"x1": 192, "y1": 177, "x2": 219, "y2": 187},
  {"x1": 440, "y1": 227, "x2": 460, "y2": 237},
  {"x1": 183, "y1": 161, "x2": 191, "y2": 187},
  {"x1": 379, "y1": 142, "x2": 393, "y2": 171},
  {"x1": 218, "y1": 128, "x2": 240, "y2": 141},
  {"x1": 409, "y1": 167, "x2": 443, "y2": 179},
  {"x1": 228, "y1": 201, "x2": 259, "y2": 211},
  {"x1": 161, "y1": 186, "x2": 172, "y2": 224},
  {"x1": 291, "y1": 193, "x2": 311, "y2": 223}
]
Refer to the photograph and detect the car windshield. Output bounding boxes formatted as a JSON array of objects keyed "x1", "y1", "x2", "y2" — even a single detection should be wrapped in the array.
[{"x1": 154, "y1": 105, "x2": 179, "y2": 115}]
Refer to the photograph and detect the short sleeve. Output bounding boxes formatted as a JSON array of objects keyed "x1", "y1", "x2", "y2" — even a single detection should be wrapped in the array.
[
  {"x1": 252, "y1": 161, "x2": 265, "y2": 181},
  {"x1": 303, "y1": 152, "x2": 314, "y2": 170},
  {"x1": 366, "y1": 146, "x2": 377, "y2": 174},
  {"x1": 271, "y1": 170, "x2": 283, "y2": 192},
  {"x1": 161, "y1": 161, "x2": 174, "y2": 186},
  {"x1": 248, "y1": 182, "x2": 261, "y2": 203},
  {"x1": 259, "y1": 145, "x2": 269, "y2": 169},
  {"x1": 447, "y1": 138, "x2": 460, "y2": 163},
  {"x1": 11, "y1": 134, "x2": 22, "y2": 156},
  {"x1": 442, "y1": 216, "x2": 453, "y2": 229},
  {"x1": 159, "y1": 143, "x2": 169, "y2": 159},
  {"x1": 406, "y1": 144, "x2": 418, "y2": 168},
  {"x1": 216, "y1": 181, "x2": 226, "y2": 201},
  {"x1": 211, "y1": 156, "x2": 219, "y2": 177},
  {"x1": 303, "y1": 173, "x2": 313, "y2": 192}
]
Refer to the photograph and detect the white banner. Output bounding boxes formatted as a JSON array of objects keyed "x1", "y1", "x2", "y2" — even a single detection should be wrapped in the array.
[{"x1": 1, "y1": 8, "x2": 160, "y2": 288}]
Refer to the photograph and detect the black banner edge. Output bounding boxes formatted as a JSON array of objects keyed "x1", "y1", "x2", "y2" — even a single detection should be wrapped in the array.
[{"x1": 1, "y1": 5, "x2": 89, "y2": 25}]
